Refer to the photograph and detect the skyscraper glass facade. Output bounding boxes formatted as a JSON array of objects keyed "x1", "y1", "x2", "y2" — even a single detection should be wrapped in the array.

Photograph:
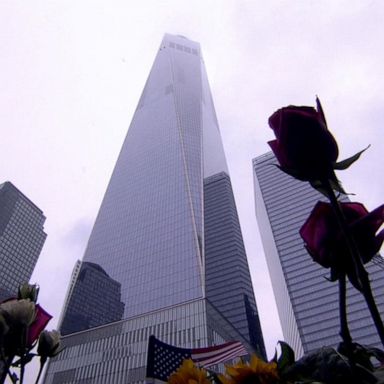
[
  {"x1": 0, "y1": 181, "x2": 47, "y2": 301},
  {"x1": 44, "y1": 34, "x2": 265, "y2": 383},
  {"x1": 253, "y1": 151, "x2": 384, "y2": 357}
]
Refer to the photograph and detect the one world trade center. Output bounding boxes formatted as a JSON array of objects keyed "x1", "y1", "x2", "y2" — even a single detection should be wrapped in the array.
[{"x1": 45, "y1": 34, "x2": 265, "y2": 384}]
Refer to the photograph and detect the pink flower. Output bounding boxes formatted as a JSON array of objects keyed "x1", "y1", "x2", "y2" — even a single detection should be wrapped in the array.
[
  {"x1": 300, "y1": 202, "x2": 384, "y2": 287},
  {"x1": 27, "y1": 304, "x2": 52, "y2": 347},
  {"x1": 268, "y1": 100, "x2": 338, "y2": 182}
]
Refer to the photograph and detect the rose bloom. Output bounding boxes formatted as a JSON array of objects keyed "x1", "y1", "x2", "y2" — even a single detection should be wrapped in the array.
[
  {"x1": 18, "y1": 283, "x2": 39, "y2": 302},
  {"x1": 0, "y1": 299, "x2": 36, "y2": 327},
  {"x1": 268, "y1": 100, "x2": 339, "y2": 182},
  {"x1": 300, "y1": 202, "x2": 384, "y2": 286},
  {"x1": 38, "y1": 330, "x2": 61, "y2": 359}
]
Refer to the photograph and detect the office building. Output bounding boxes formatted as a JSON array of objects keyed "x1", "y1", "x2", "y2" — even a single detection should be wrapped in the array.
[
  {"x1": 0, "y1": 181, "x2": 47, "y2": 301},
  {"x1": 44, "y1": 34, "x2": 265, "y2": 384},
  {"x1": 253, "y1": 151, "x2": 384, "y2": 357},
  {"x1": 60, "y1": 261, "x2": 125, "y2": 335}
]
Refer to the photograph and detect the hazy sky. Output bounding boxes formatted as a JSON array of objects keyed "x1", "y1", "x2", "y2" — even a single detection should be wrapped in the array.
[{"x1": 1, "y1": 1, "x2": 383, "y2": 380}]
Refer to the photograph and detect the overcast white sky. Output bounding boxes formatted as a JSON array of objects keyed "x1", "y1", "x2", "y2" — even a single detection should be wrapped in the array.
[{"x1": 1, "y1": 1, "x2": 384, "y2": 380}]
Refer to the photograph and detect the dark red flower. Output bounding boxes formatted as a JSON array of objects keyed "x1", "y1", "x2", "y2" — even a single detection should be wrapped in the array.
[
  {"x1": 27, "y1": 304, "x2": 52, "y2": 347},
  {"x1": 268, "y1": 99, "x2": 339, "y2": 182},
  {"x1": 300, "y1": 202, "x2": 384, "y2": 286}
]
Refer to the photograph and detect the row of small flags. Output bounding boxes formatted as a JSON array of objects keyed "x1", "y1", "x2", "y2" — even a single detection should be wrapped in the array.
[{"x1": 145, "y1": 335, "x2": 248, "y2": 382}]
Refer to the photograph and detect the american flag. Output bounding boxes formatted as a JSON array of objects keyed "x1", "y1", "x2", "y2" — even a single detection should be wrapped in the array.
[{"x1": 145, "y1": 335, "x2": 248, "y2": 382}]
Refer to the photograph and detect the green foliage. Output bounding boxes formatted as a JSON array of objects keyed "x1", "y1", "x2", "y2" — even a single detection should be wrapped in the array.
[
  {"x1": 333, "y1": 146, "x2": 370, "y2": 170},
  {"x1": 274, "y1": 342, "x2": 384, "y2": 384},
  {"x1": 276, "y1": 341, "x2": 295, "y2": 375}
]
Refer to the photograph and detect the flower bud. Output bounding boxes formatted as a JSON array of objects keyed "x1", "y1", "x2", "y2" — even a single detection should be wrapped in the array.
[
  {"x1": 268, "y1": 100, "x2": 338, "y2": 182},
  {"x1": 0, "y1": 299, "x2": 36, "y2": 327},
  {"x1": 37, "y1": 330, "x2": 61, "y2": 358},
  {"x1": 18, "y1": 283, "x2": 39, "y2": 303}
]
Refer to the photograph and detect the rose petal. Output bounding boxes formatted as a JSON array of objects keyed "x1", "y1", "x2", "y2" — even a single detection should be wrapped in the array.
[
  {"x1": 267, "y1": 103, "x2": 339, "y2": 181},
  {"x1": 300, "y1": 201, "x2": 384, "y2": 271},
  {"x1": 27, "y1": 304, "x2": 52, "y2": 347},
  {"x1": 352, "y1": 204, "x2": 384, "y2": 234}
]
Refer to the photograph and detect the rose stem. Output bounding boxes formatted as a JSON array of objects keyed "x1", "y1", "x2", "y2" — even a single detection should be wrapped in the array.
[
  {"x1": 0, "y1": 355, "x2": 15, "y2": 384},
  {"x1": 324, "y1": 179, "x2": 384, "y2": 347},
  {"x1": 19, "y1": 331, "x2": 26, "y2": 384},
  {"x1": 339, "y1": 274, "x2": 353, "y2": 347},
  {"x1": 34, "y1": 360, "x2": 46, "y2": 384}
]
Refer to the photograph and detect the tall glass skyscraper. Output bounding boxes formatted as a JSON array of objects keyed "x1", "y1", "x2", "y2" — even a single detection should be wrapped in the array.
[
  {"x1": 253, "y1": 151, "x2": 384, "y2": 357},
  {"x1": 0, "y1": 181, "x2": 47, "y2": 301},
  {"x1": 44, "y1": 34, "x2": 265, "y2": 384}
]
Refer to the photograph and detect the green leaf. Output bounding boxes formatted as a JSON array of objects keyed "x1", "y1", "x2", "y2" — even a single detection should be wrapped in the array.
[
  {"x1": 277, "y1": 341, "x2": 295, "y2": 374},
  {"x1": 329, "y1": 178, "x2": 346, "y2": 195},
  {"x1": 316, "y1": 96, "x2": 328, "y2": 129},
  {"x1": 333, "y1": 145, "x2": 370, "y2": 170},
  {"x1": 309, "y1": 180, "x2": 330, "y2": 198},
  {"x1": 309, "y1": 175, "x2": 347, "y2": 197},
  {"x1": 271, "y1": 348, "x2": 278, "y2": 363}
]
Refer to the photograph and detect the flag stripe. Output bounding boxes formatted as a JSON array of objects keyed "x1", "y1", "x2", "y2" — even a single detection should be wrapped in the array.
[
  {"x1": 196, "y1": 344, "x2": 247, "y2": 366},
  {"x1": 191, "y1": 341, "x2": 243, "y2": 359},
  {"x1": 197, "y1": 344, "x2": 248, "y2": 366},
  {"x1": 190, "y1": 340, "x2": 242, "y2": 355}
]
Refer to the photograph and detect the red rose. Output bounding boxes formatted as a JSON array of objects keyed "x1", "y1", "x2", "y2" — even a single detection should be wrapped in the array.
[
  {"x1": 268, "y1": 99, "x2": 339, "y2": 182},
  {"x1": 300, "y1": 202, "x2": 384, "y2": 287}
]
